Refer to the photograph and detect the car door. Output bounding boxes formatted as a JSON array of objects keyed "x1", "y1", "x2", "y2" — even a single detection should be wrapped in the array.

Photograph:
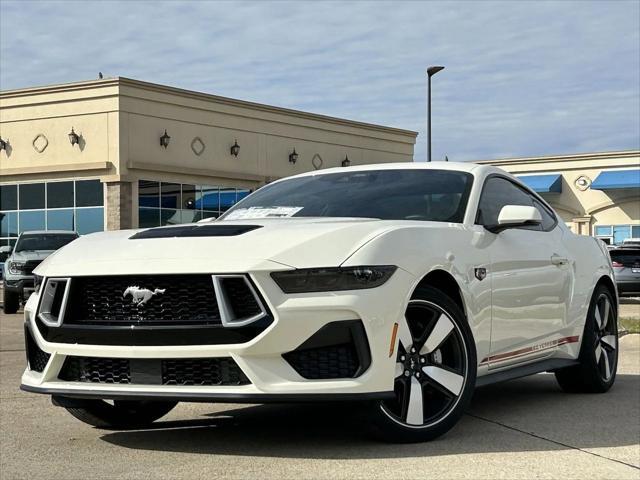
[{"x1": 476, "y1": 175, "x2": 573, "y2": 368}]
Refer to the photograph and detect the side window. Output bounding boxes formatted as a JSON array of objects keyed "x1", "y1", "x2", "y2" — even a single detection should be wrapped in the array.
[
  {"x1": 476, "y1": 177, "x2": 537, "y2": 229},
  {"x1": 532, "y1": 199, "x2": 557, "y2": 231}
]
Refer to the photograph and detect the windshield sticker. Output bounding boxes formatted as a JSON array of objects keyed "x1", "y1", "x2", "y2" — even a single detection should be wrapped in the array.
[{"x1": 224, "y1": 206, "x2": 303, "y2": 220}]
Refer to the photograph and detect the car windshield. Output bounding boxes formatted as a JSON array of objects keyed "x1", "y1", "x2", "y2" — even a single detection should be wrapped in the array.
[
  {"x1": 610, "y1": 249, "x2": 640, "y2": 267},
  {"x1": 221, "y1": 169, "x2": 474, "y2": 222},
  {"x1": 14, "y1": 233, "x2": 78, "y2": 253}
]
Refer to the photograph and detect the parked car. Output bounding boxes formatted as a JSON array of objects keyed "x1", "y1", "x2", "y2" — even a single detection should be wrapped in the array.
[
  {"x1": 2, "y1": 231, "x2": 79, "y2": 314},
  {"x1": 21, "y1": 163, "x2": 618, "y2": 442},
  {"x1": 609, "y1": 247, "x2": 640, "y2": 297}
]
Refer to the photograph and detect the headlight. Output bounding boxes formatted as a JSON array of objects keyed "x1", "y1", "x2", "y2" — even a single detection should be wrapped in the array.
[
  {"x1": 8, "y1": 261, "x2": 25, "y2": 275},
  {"x1": 34, "y1": 274, "x2": 44, "y2": 294},
  {"x1": 271, "y1": 266, "x2": 397, "y2": 293}
]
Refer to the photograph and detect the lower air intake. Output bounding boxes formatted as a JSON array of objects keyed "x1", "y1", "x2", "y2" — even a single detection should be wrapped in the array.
[
  {"x1": 25, "y1": 326, "x2": 51, "y2": 373},
  {"x1": 283, "y1": 320, "x2": 371, "y2": 380}
]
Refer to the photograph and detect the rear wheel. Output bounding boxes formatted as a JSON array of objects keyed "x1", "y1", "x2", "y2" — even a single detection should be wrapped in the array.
[
  {"x1": 64, "y1": 400, "x2": 177, "y2": 429},
  {"x1": 3, "y1": 289, "x2": 19, "y2": 314},
  {"x1": 369, "y1": 285, "x2": 476, "y2": 442},
  {"x1": 555, "y1": 285, "x2": 618, "y2": 393}
]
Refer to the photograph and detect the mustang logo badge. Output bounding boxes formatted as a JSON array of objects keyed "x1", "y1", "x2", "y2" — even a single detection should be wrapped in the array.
[{"x1": 123, "y1": 286, "x2": 165, "y2": 306}]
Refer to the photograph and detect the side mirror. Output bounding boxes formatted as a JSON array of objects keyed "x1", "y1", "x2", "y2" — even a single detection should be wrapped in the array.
[
  {"x1": 0, "y1": 245, "x2": 11, "y2": 262},
  {"x1": 486, "y1": 205, "x2": 542, "y2": 233}
]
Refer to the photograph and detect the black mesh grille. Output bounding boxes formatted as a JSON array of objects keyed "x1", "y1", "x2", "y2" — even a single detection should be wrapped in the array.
[
  {"x1": 59, "y1": 357, "x2": 131, "y2": 384},
  {"x1": 58, "y1": 356, "x2": 250, "y2": 386},
  {"x1": 65, "y1": 275, "x2": 221, "y2": 326},
  {"x1": 25, "y1": 328, "x2": 50, "y2": 373},
  {"x1": 284, "y1": 344, "x2": 360, "y2": 379},
  {"x1": 162, "y1": 358, "x2": 250, "y2": 386},
  {"x1": 221, "y1": 277, "x2": 262, "y2": 319},
  {"x1": 23, "y1": 260, "x2": 43, "y2": 275}
]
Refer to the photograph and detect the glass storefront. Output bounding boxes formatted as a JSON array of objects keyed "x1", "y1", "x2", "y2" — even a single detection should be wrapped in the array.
[
  {"x1": 138, "y1": 180, "x2": 250, "y2": 228},
  {"x1": 594, "y1": 224, "x2": 640, "y2": 245},
  {"x1": 0, "y1": 180, "x2": 104, "y2": 246}
]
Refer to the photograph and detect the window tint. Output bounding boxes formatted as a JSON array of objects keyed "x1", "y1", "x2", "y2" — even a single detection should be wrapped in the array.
[
  {"x1": 0, "y1": 185, "x2": 17, "y2": 210},
  {"x1": 610, "y1": 249, "x2": 640, "y2": 267},
  {"x1": 19, "y1": 183, "x2": 45, "y2": 210},
  {"x1": 477, "y1": 176, "x2": 556, "y2": 231},
  {"x1": 221, "y1": 170, "x2": 473, "y2": 222},
  {"x1": 76, "y1": 180, "x2": 103, "y2": 207},
  {"x1": 47, "y1": 181, "x2": 74, "y2": 208},
  {"x1": 532, "y1": 199, "x2": 556, "y2": 231}
]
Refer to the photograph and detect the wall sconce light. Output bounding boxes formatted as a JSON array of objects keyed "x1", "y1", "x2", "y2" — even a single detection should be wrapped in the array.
[
  {"x1": 341, "y1": 155, "x2": 351, "y2": 167},
  {"x1": 68, "y1": 128, "x2": 80, "y2": 146},
  {"x1": 160, "y1": 129, "x2": 171, "y2": 149},
  {"x1": 289, "y1": 148, "x2": 299, "y2": 164},
  {"x1": 230, "y1": 139, "x2": 240, "y2": 157},
  {"x1": 0, "y1": 137, "x2": 7, "y2": 151}
]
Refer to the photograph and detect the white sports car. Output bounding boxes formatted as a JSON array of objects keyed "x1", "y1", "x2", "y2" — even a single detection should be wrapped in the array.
[{"x1": 21, "y1": 162, "x2": 618, "y2": 442}]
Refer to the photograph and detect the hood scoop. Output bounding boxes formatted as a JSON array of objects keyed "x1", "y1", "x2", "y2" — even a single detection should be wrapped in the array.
[{"x1": 129, "y1": 224, "x2": 262, "y2": 239}]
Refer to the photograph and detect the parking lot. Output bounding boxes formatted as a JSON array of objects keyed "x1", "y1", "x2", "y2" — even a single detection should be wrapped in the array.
[{"x1": 0, "y1": 308, "x2": 638, "y2": 480}]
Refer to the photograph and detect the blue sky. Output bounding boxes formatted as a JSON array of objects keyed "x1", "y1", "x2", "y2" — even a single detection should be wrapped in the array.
[{"x1": 1, "y1": 0, "x2": 638, "y2": 161}]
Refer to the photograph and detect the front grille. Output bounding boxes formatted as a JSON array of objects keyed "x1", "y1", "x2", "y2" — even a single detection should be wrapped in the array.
[
  {"x1": 162, "y1": 358, "x2": 250, "y2": 386},
  {"x1": 58, "y1": 356, "x2": 250, "y2": 386},
  {"x1": 23, "y1": 260, "x2": 42, "y2": 275},
  {"x1": 285, "y1": 344, "x2": 360, "y2": 379},
  {"x1": 25, "y1": 327, "x2": 50, "y2": 373},
  {"x1": 59, "y1": 357, "x2": 131, "y2": 384},
  {"x1": 65, "y1": 275, "x2": 221, "y2": 326}
]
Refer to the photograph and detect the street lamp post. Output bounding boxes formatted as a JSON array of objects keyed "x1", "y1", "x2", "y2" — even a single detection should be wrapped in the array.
[{"x1": 426, "y1": 66, "x2": 444, "y2": 162}]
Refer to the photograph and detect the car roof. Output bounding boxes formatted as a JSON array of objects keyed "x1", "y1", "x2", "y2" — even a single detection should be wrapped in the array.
[{"x1": 277, "y1": 161, "x2": 502, "y2": 182}]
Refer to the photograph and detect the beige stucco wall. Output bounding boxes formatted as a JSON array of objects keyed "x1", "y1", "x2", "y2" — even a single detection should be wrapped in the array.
[
  {"x1": 478, "y1": 150, "x2": 640, "y2": 237},
  {"x1": 0, "y1": 77, "x2": 417, "y2": 230}
]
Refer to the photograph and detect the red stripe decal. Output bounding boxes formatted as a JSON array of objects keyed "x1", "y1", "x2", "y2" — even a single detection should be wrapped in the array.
[{"x1": 479, "y1": 335, "x2": 580, "y2": 365}]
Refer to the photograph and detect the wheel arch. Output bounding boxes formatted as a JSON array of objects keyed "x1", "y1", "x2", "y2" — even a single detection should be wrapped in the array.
[
  {"x1": 595, "y1": 275, "x2": 617, "y2": 310},
  {"x1": 413, "y1": 269, "x2": 467, "y2": 320}
]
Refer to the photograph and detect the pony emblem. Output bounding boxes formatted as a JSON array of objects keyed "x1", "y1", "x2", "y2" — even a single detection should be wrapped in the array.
[{"x1": 123, "y1": 286, "x2": 166, "y2": 306}]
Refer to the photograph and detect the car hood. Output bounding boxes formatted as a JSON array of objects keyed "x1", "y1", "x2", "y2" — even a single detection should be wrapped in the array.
[
  {"x1": 35, "y1": 218, "x2": 396, "y2": 277},
  {"x1": 10, "y1": 250, "x2": 56, "y2": 263}
]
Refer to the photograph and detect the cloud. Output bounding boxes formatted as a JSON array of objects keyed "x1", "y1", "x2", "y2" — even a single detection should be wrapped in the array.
[{"x1": 1, "y1": 0, "x2": 638, "y2": 161}]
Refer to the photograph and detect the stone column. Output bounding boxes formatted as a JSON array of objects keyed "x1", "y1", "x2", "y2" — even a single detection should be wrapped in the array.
[{"x1": 105, "y1": 181, "x2": 134, "y2": 231}]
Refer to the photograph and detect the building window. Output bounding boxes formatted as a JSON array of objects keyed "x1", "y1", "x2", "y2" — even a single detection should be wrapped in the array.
[
  {"x1": 137, "y1": 180, "x2": 251, "y2": 228},
  {"x1": 594, "y1": 224, "x2": 640, "y2": 245},
  {"x1": 0, "y1": 180, "x2": 105, "y2": 246}
]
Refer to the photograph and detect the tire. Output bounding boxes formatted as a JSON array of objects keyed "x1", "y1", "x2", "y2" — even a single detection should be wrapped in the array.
[
  {"x1": 555, "y1": 285, "x2": 618, "y2": 393},
  {"x1": 3, "y1": 289, "x2": 19, "y2": 314},
  {"x1": 368, "y1": 285, "x2": 477, "y2": 442},
  {"x1": 64, "y1": 400, "x2": 178, "y2": 429}
]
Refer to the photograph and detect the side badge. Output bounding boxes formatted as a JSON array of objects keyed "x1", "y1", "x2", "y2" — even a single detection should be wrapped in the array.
[{"x1": 474, "y1": 267, "x2": 487, "y2": 281}]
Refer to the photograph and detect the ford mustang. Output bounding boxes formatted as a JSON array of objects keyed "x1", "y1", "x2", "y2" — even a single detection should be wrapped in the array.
[{"x1": 21, "y1": 162, "x2": 618, "y2": 442}]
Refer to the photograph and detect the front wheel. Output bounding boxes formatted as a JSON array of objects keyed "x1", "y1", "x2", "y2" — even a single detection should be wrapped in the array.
[
  {"x1": 3, "y1": 289, "x2": 19, "y2": 314},
  {"x1": 64, "y1": 399, "x2": 178, "y2": 429},
  {"x1": 555, "y1": 285, "x2": 618, "y2": 393},
  {"x1": 368, "y1": 285, "x2": 477, "y2": 442}
]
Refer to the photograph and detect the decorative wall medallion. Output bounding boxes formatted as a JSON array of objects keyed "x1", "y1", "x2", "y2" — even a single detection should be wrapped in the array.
[
  {"x1": 191, "y1": 137, "x2": 206, "y2": 156},
  {"x1": 32, "y1": 134, "x2": 49, "y2": 153},
  {"x1": 574, "y1": 175, "x2": 591, "y2": 191},
  {"x1": 312, "y1": 153, "x2": 323, "y2": 170}
]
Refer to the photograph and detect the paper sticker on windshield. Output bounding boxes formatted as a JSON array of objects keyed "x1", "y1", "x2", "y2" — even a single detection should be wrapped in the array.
[{"x1": 224, "y1": 206, "x2": 303, "y2": 220}]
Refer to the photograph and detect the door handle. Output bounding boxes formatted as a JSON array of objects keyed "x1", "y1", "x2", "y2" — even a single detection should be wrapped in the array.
[{"x1": 551, "y1": 254, "x2": 569, "y2": 266}]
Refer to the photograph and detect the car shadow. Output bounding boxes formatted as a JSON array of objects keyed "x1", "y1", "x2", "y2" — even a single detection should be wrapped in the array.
[{"x1": 100, "y1": 372, "x2": 639, "y2": 459}]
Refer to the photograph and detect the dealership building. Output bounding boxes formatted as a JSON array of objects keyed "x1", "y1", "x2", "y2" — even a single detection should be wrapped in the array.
[
  {"x1": 0, "y1": 77, "x2": 416, "y2": 246},
  {"x1": 480, "y1": 150, "x2": 640, "y2": 245},
  {"x1": 1, "y1": 77, "x2": 639, "y2": 247}
]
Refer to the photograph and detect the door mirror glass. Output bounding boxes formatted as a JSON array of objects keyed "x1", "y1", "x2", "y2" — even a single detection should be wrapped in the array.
[{"x1": 487, "y1": 205, "x2": 542, "y2": 233}]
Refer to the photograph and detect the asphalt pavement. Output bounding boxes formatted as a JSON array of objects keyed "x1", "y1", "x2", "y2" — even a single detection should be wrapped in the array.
[{"x1": 1, "y1": 310, "x2": 639, "y2": 480}]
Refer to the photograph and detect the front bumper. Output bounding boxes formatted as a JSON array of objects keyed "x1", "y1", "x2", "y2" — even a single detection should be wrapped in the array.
[
  {"x1": 616, "y1": 280, "x2": 640, "y2": 297},
  {"x1": 4, "y1": 276, "x2": 34, "y2": 295},
  {"x1": 21, "y1": 269, "x2": 414, "y2": 400}
]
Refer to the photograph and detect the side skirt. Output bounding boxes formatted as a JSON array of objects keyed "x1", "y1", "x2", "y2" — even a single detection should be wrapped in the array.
[{"x1": 475, "y1": 359, "x2": 579, "y2": 387}]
